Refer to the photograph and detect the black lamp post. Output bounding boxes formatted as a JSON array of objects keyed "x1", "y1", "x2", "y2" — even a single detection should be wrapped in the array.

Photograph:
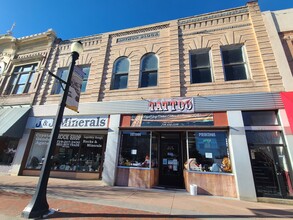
[{"x1": 21, "y1": 41, "x2": 83, "y2": 219}]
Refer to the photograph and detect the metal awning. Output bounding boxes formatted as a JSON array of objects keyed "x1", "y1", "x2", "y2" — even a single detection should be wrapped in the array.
[{"x1": 0, "y1": 107, "x2": 31, "y2": 138}]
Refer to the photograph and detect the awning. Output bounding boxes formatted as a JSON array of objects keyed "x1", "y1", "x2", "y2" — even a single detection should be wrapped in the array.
[{"x1": 0, "y1": 107, "x2": 31, "y2": 138}]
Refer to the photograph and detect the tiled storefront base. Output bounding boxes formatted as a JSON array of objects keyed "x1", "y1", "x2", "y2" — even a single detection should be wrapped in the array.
[{"x1": 0, "y1": 165, "x2": 12, "y2": 175}]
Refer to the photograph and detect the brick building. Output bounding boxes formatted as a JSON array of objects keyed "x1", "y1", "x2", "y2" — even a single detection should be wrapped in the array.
[{"x1": 1, "y1": 1, "x2": 292, "y2": 201}]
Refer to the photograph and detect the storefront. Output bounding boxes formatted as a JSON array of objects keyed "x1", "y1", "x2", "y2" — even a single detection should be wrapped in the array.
[
  {"x1": 21, "y1": 115, "x2": 109, "y2": 179},
  {"x1": 0, "y1": 106, "x2": 31, "y2": 174},
  {"x1": 15, "y1": 93, "x2": 293, "y2": 201},
  {"x1": 113, "y1": 95, "x2": 293, "y2": 200},
  {"x1": 115, "y1": 98, "x2": 237, "y2": 197}
]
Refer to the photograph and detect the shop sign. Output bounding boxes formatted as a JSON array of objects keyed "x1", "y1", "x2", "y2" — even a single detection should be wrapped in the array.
[
  {"x1": 130, "y1": 113, "x2": 213, "y2": 127},
  {"x1": 117, "y1": 31, "x2": 160, "y2": 43},
  {"x1": 34, "y1": 132, "x2": 103, "y2": 148},
  {"x1": 148, "y1": 98, "x2": 194, "y2": 114},
  {"x1": 27, "y1": 115, "x2": 109, "y2": 129},
  {"x1": 82, "y1": 135, "x2": 103, "y2": 148}
]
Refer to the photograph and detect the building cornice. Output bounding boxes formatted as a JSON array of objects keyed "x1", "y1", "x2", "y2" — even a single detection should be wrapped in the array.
[
  {"x1": 178, "y1": 6, "x2": 249, "y2": 26},
  {"x1": 110, "y1": 23, "x2": 170, "y2": 38}
]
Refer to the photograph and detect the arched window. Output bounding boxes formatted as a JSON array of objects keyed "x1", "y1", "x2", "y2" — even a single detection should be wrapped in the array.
[
  {"x1": 111, "y1": 57, "x2": 129, "y2": 90},
  {"x1": 140, "y1": 53, "x2": 158, "y2": 87}
]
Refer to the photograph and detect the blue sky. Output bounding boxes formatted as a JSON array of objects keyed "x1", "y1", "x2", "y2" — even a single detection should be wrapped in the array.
[{"x1": 0, "y1": 0, "x2": 292, "y2": 40}]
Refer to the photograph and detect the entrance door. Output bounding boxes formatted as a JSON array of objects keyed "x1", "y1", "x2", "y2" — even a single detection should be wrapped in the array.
[
  {"x1": 249, "y1": 145, "x2": 293, "y2": 198},
  {"x1": 159, "y1": 132, "x2": 184, "y2": 188}
]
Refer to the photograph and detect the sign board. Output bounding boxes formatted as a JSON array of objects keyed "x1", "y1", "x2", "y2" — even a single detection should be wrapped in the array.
[
  {"x1": 27, "y1": 115, "x2": 109, "y2": 129},
  {"x1": 129, "y1": 113, "x2": 213, "y2": 127},
  {"x1": 66, "y1": 66, "x2": 85, "y2": 112},
  {"x1": 34, "y1": 132, "x2": 103, "y2": 148},
  {"x1": 148, "y1": 98, "x2": 194, "y2": 113}
]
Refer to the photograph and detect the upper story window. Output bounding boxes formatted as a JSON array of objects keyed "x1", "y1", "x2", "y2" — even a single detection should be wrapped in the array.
[
  {"x1": 140, "y1": 53, "x2": 158, "y2": 88},
  {"x1": 221, "y1": 44, "x2": 248, "y2": 81},
  {"x1": 111, "y1": 57, "x2": 129, "y2": 90},
  {"x1": 80, "y1": 66, "x2": 90, "y2": 92},
  {"x1": 190, "y1": 48, "x2": 212, "y2": 84},
  {"x1": 6, "y1": 63, "x2": 38, "y2": 95},
  {"x1": 51, "y1": 65, "x2": 90, "y2": 94}
]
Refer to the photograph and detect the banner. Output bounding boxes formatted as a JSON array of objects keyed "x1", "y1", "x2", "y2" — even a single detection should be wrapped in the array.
[
  {"x1": 129, "y1": 113, "x2": 213, "y2": 127},
  {"x1": 66, "y1": 66, "x2": 85, "y2": 112}
]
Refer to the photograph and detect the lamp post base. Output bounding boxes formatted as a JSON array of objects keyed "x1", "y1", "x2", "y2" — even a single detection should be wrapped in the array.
[{"x1": 21, "y1": 200, "x2": 49, "y2": 219}]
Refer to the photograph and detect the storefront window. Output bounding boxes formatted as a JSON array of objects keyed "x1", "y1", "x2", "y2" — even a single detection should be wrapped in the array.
[
  {"x1": 242, "y1": 111, "x2": 279, "y2": 126},
  {"x1": 118, "y1": 131, "x2": 151, "y2": 168},
  {"x1": 0, "y1": 138, "x2": 18, "y2": 165},
  {"x1": 26, "y1": 132, "x2": 104, "y2": 172},
  {"x1": 246, "y1": 131, "x2": 283, "y2": 145},
  {"x1": 187, "y1": 131, "x2": 231, "y2": 173}
]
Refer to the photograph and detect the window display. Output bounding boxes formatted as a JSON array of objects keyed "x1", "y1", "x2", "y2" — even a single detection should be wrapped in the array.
[
  {"x1": 26, "y1": 132, "x2": 104, "y2": 172},
  {"x1": 0, "y1": 138, "x2": 18, "y2": 165},
  {"x1": 187, "y1": 131, "x2": 231, "y2": 173},
  {"x1": 118, "y1": 131, "x2": 158, "y2": 168}
]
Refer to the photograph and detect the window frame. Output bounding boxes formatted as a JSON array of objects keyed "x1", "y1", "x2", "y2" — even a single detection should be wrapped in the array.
[
  {"x1": 51, "y1": 67, "x2": 68, "y2": 95},
  {"x1": 118, "y1": 131, "x2": 153, "y2": 168},
  {"x1": 186, "y1": 130, "x2": 232, "y2": 173},
  {"x1": 221, "y1": 44, "x2": 249, "y2": 81},
  {"x1": 139, "y1": 53, "x2": 158, "y2": 88},
  {"x1": 111, "y1": 57, "x2": 129, "y2": 90},
  {"x1": 51, "y1": 65, "x2": 90, "y2": 95},
  {"x1": 189, "y1": 48, "x2": 213, "y2": 84},
  {"x1": 6, "y1": 63, "x2": 38, "y2": 95},
  {"x1": 80, "y1": 65, "x2": 90, "y2": 93}
]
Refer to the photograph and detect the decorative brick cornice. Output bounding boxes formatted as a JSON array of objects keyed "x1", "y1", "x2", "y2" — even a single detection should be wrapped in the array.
[
  {"x1": 60, "y1": 34, "x2": 103, "y2": 45},
  {"x1": 180, "y1": 23, "x2": 251, "y2": 36},
  {"x1": 110, "y1": 24, "x2": 170, "y2": 38},
  {"x1": 12, "y1": 53, "x2": 45, "y2": 64},
  {"x1": 17, "y1": 29, "x2": 55, "y2": 40},
  {"x1": 178, "y1": 7, "x2": 249, "y2": 26}
]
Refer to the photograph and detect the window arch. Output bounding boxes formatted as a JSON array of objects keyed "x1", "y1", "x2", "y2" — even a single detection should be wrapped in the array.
[
  {"x1": 140, "y1": 53, "x2": 158, "y2": 88},
  {"x1": 111, "y1": 57, "x2": 129, "y2": 90}
]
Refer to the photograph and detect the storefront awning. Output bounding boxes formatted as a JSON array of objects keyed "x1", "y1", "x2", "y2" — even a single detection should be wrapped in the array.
[{"x1": 0, "y1": 107, "x2": 31, "y2": 138}]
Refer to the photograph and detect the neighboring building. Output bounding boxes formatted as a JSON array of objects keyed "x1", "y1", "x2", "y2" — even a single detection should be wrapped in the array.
[
  {"x1": 262, "y1": 8, "x2": 293, "y2": 91},
  {"x1": 0, "y1": 29, "x2": 56, "y2": 175},
  {"x1": 1, "y1": 1, "x2": 293, "y2": 202}
]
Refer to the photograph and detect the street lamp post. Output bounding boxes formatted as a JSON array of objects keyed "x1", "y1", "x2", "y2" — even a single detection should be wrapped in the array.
[{"x1": 21, "y1": 41, "x2": 83, "y2": 219}]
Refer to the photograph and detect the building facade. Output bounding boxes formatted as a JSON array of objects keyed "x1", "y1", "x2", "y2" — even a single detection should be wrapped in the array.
[
  {"x1": 1, "y1": 1, "x2": 293, "y2": 201},
  {"x1": 0, "y1": 29, "x2": 56, "y2": 174}
]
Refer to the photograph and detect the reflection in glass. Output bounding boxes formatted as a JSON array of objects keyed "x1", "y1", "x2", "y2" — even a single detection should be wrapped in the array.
[
  {"x1": 187, "y1": 131, "x2": 231, "y2": 173},
  {"x1": 118, "y1": 131, "x2": 151, "y2": 168}
]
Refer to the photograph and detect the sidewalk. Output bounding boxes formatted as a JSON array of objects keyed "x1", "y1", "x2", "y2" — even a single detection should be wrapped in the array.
[{"x1": 0, "y1": 175, "x2": 293, "y2": 219}]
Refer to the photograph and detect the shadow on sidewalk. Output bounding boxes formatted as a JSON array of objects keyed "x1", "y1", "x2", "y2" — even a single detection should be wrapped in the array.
[{"x1": 47, "y1": 209, "x2": 293, "y2": 219}]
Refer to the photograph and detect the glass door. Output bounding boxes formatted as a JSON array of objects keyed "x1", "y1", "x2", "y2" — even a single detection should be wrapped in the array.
[
  {"x1": 249, "y1": 145, "x2": 293, "y2": 198},
  {"x1": 159, "y1": 132, "x2": 184, "y2": 188}
]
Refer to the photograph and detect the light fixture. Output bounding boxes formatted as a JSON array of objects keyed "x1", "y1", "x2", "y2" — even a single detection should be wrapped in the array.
[{"x1": 70, "y1": 41, "x2": 83, "y2": 54}]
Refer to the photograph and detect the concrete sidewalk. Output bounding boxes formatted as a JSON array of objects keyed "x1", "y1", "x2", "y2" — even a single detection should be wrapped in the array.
[{"x1": 0, "y1": 175, "x2": 293, "y2": 219}]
